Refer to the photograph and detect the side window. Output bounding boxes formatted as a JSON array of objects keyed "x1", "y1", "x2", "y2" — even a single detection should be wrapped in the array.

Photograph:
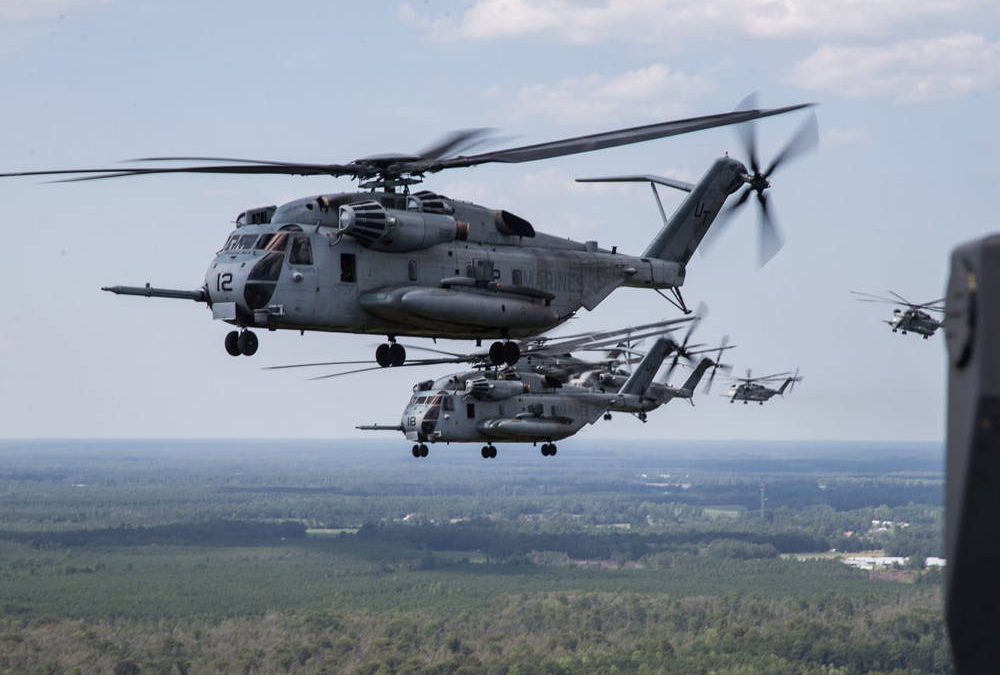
[
  {"x1": 408, "y1": 260, "x2": 418, "y2": 282},
  {"x1": 466, "y1": 403, "x2": 475, "y2": 419},
  {"x1": 443, "y1": 396, "x2": 454, "y2": 412},
  {"x1": 512, "y1": 269, "x2": 523, "y2": 286},
  {"x1": 289, "y1": 236, "x2": 313, "y2": 265},
  {"x1": 340, "y1": 253, "x2": 356, "y2": 282}
]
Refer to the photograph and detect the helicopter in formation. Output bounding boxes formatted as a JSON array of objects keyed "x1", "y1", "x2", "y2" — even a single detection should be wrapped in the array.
[
  {"x1": 1, "y1": 98, "x2": 815, "y2": 367},
  {"x1": 726, "y1": 368, "x2": 802, "y2": 405},
  {"x1": 568, "y1": 317, "x2": 732, "y2": 421},
  {"x1": 267, "y1": 317, "x2": 732, "y2": 458},
  {"x1": 851, "y1": 291, "x2": 944, "y2": 339}
]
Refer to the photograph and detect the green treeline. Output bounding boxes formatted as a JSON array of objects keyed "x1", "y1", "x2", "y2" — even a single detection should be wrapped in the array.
[
  {"x1": 357, "y1": 521, "x2": 829, "y2": 560},
  {"x1": 0, "y1": 520, "x2": 305, "y2": 548},
  {"x1": 0, "y1": 592, "x2": 950, "y2": 674}
]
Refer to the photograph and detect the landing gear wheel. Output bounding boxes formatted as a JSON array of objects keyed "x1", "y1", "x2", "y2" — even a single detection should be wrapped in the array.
[
  {"x1": 376, "y1": 344, "x2": 392, "y2": 367},
  {"x1": 237, "y1": 330, "x2": 258, "y2": 356},
  {"x1": 489, "y1": 342, "x2": 506, "y2": 366},
  {"x1": 503, "y1": 341, "x2": 520, "y2": 365},
  {"x1": 638, "y1": 412, "x2": 647, "y2": 423},
  {"x1": 603, "y1": 413, "x2": 612, "y2": 421},
  {"x1": 550, "y1": 444, "x2": 557, "y2": 456},
  {"x1": 411, "y1": 444, "x2": 421, "y2": 458},
  {"x1": 389, "y1": 342, "x2": 406, "y2": 367},
  {"x1": 541, "y1": 443, "x2": 552, "y2": 456},
  {"x1": 224, "y1": 331, "x2": 241, "y2": 357},
  {"x1": 419, "y1": 443, "x2": 429, "y2": 457},
  {"x1": 481, "y1": 446, "x2": 491, "y2": 459}
]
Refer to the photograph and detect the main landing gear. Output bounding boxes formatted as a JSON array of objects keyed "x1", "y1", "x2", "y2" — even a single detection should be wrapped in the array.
[
  {"x1": 411, "y1": 443, "x2": 429, "y2": 458},
  {"x1": 540, "y1": 443, "x2": 557, "y2": 457},
  {"x1": 376, "y1": 341, "x2": 406, "y2": 367},
  {"x1": 225, "y1": 329, "x2": 258, "y2": 357},
  {"x1": 480, "y1": 445, "x2": 497, "y2": 459},
  {"x1": 488, "y1": 341, "x2": 520, "y2": 366}
]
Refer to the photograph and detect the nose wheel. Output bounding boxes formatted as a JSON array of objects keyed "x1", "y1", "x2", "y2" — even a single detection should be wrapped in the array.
[
  {"x1": 376, "y1": 341, "x2": 406, "y2": 367},
  {"x1": 540, "y1": 443, "x2": 557, "y2": 457},
  {"x1": 480, "y1": 445, "x2": 497, "y2": 459},
  {"x1": 225, "y1": 330, "x2": 258, "y2": 357},
  {"x1": 488, "y1": 341, "x2": 520, "y2": 366},
  {"x1": 411, "y1": 443, "x2": 429, "y2": 458}
]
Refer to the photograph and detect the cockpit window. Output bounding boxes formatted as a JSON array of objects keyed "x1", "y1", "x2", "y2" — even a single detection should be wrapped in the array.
[
  {"x1": 236, "y1": 234, "x2": 258, "y2": 250},
  {"x1": 265, "y1": 233, "x2": 289, "y2": 252},
  {"x1": 223, "y1": 233, "x2": 240, "y2": 251},
  {"x1": 289, "y1": 235, "x2": 313, "y2": 265}
]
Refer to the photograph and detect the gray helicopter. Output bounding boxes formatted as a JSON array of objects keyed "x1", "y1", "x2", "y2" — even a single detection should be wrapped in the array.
[
  {"x1": 851, "y1": 291, "x2": 944, "y2": 338},
  {"x1": 1, "y1": 98, "x2": 815, "y2": 366},
  {"x1": 363, "y1": 336, "x2": 685, "y2": 459},
  {"x1": 725, "y1": 368, "x2": 802, "y2": 404},
  {"x1": 267, "y1": 318, "x2": 697, "y2": 457},
  {"x1": 568, "y1": 317, "x2": 733, "y2": 421}
]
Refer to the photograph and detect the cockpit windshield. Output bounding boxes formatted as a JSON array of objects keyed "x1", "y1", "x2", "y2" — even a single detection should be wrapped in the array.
[{"x1": 221, "y1": 232, "x2": 290, "y2": 253}]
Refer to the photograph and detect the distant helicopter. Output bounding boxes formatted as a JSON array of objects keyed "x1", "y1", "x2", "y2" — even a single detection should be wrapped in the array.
[
  {"x1": 726, "y1": 368, "x2": 801, "y2": 404},
  {"x1": 851, "y1": 291, "x2": 944, "y2": 338},
  {"x1": 1, "y1": 98, "x2": 815, "y2": 366},
  {"x1": 569, "y1": 317, "x2": 733, "y2": 421}
]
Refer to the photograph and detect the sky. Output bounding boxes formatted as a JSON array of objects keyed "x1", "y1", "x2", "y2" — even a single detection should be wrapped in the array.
[{"x1": 1, "y1": 0, "x2": 998, "y2": 442}]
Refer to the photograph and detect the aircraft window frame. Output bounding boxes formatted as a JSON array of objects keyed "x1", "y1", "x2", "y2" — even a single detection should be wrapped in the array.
[
  {"x1": 466, "y1": 403, "x2": 475, "y2": 419},
  {"x1": 255, "y1": 233, "x2": 275, "y2": 250},
  {"x1": 341, "y1": 253, "x2": 357, "y2": 282},
  {"x1": 408, "y1": 259, "x2": 418, "y2": 282},
  {"x1": 443, "y1": 397, "x2": 454, "y2": 412},
  {"x1": 289, "y1": 235, "x2": 314, "y2": 265}
]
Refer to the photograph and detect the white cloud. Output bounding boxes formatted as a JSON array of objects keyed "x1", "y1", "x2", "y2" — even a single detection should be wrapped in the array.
[
  {"x1": 500, "y1": 63, "x2": 713, "y2": 124},
  {"x1": 789, "y1": 33, "x2": 1000, "y2": 103},
  {"x1": 0, "y1": 0, "x2": 108, "y2": 22},
  {"x1": 400, "y1": 0, "x2": 980, "y2": 43}
]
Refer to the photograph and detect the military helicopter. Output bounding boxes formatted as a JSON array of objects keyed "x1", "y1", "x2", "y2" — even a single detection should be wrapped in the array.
[
  {"x1": 0, "y1": 99, "x2": 815, "y2": 366},
  {"x1": 266, "y1": 319, "x2": 695, "y2": 457},
  {"x1": 725, "y1": 368, "x2": 802, "y2": 404},
  {"x1": 569, "y1": 317, "x2": 733, "y2": 421},
  {"x1": 361, "y1": 336, "x2": 686, "y2": 459},
  {"x1": 851, "y1": 290, "x2": 944, "y2": 338}
]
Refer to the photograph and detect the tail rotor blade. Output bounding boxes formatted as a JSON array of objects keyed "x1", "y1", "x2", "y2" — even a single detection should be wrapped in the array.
[
  {"x1": 757, "y1": 192, "x2": 784, "y2": 267},
  {"x1": 734, "y1": 92, "x2": 761, "y2": 174},
  {"x1": 764, "y1": 112, "x2": 818, "y2": 177}
]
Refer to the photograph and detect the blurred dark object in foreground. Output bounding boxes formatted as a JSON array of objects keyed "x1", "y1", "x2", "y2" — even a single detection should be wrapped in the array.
[{"x1": 945, "y1": 233, "x2": 1000, "y2": 673}]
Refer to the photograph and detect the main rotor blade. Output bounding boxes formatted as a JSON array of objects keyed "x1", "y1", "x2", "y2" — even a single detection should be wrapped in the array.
[
  {"x1": 850, "y1": 290, "x2": 902, "y2": 304},
  {"x1": 264, "y1": 355, "x2": 468, "y2": 371},
  {"x1": 2, "y1": 162, "x2": 358, "y2": 182},
  {"x1": 431, "y1": 103, "x2": 815, "y2": 170},
  {"x1": 417, "y1": 128, "x2": 496, "y2": 160},
  {"x1": 733, "y1": 92, "x2": 760, "y2": 175},
  {"x1": 757, "y1": 191, "x2": 784, "y2": 267},
  {"x1": 887, "y1": 290, "x2": 915, "y2": 306},
  {"x1": 764, "y1": 112, "x2": 819, "y2": 178}
]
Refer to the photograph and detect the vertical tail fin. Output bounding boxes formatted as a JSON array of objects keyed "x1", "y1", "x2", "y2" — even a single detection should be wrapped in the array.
[
  {"x1": 679, "y1": 358, "x2": 715, "y2": 394},
  {"x1": 619, "y1": 338, "x2": 673, "y2": 396},
  {"x1": 643, "y1": 157, "x2": 746, "y2": 264}
]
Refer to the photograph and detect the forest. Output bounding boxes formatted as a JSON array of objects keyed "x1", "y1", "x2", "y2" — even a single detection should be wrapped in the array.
[{"x1": 0, "y1": 439, "x2": 948, "y2": 674}]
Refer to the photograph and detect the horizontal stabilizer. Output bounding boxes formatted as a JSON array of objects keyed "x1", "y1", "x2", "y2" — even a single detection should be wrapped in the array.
[{"x1": 576, "y1": 174, "x2": 694, "y2": 193}]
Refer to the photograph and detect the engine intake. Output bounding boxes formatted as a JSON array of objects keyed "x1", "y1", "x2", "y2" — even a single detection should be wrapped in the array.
[{"x1": 338, "y1": 200, "x2": 459, "y2": 251}]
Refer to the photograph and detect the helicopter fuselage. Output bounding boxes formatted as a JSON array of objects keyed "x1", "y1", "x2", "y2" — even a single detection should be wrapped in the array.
[
  {"x1": 888, "y1": 308, "x2": 940, "y2": 337},
  {"x1": 203, "y1": 190, "x2": 683, "y2": 341}
]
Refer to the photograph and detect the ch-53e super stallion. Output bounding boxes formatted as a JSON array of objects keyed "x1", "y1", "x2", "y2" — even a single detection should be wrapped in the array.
[
  {"x1": 567, "y1": 317, "x2": 733, "y2": 421},
  {"x1": 726, "y1": 368, "x2": 802, "y2": 405},
  {"x1": 1, "y1": 97, "x2": 814, "y2": 366},
  {"x1": 851, "y1": 290, "x2": 944, "y2": 339},
  {"x1": 363, "y1": 335, "x2": 695, "y2": 459}
]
